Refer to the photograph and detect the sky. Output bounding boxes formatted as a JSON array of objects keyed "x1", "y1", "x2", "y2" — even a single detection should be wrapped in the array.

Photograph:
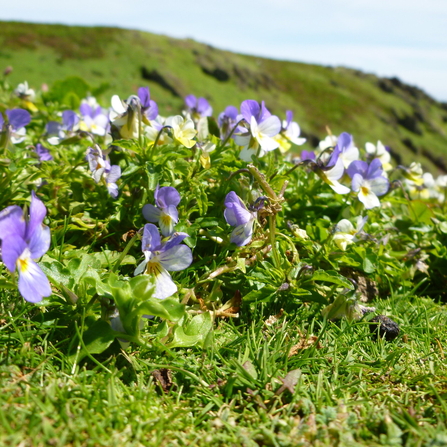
[{"x1": 2, "y1": 0, "x2": 447, "y2": 101}]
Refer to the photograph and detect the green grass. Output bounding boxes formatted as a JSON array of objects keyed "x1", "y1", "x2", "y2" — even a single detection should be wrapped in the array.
[
  {"x1": 1, "y1": 21, "x2": 447, "y2": 173},
  {"x1": 1, "y1": 291, "x2": 447, "y2": 446}
]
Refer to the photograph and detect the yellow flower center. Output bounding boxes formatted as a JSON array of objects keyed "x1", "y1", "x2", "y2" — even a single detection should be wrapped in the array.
[
  {"x1": 361, "y1": 185, "x2": 370, "y2": 195},
  {"x1": 145, "y1": 261, "x2": 162, "y2": 277},
  {"x1": 161, "y1": 214, "x2": 172, "y2": 227}
]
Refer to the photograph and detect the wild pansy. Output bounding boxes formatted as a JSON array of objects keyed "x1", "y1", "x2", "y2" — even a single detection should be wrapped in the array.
[
  {"x1": 195, "y1": 113, "x2": 216, "y2": 169},
  {"x1": 143, "y1": 186, "x2": 180, "y2": 236},
  {"x1": 218, "y1": 105, "x2": 239, "y2": 140},
  {"x1": 138, "y1": 87, "x2": 159, "y2": 124},
  {"x1": 275, "y1": 111, "x2": 306, "y2": 154},
  {"x1": 110, "y1": 94, "x2": 141, "y2": 140},
  {"x1": 234, "y1": 100, "x2": 281, "y2": 161},
  {"x1": 0, "y1": 109, "x2": 31, "y2": 147},
  {"x1": 0, "y1": 192, "x2": 51, "y2": 303},
  {"x1": 144, "y1": 116, "x2": 173, "y2": 146},
  {"x1": 134, "y1": 224, "x2": 192, "y2": 299},
  {"x1": 365, "y1": 140, "x2": 392, "y2": 171},
  {"x1": 309, "y1": 149, "x2": 351, "y2": 195},
  {"x1": 46, "y1": 110, "x2": 79, "y2": 145},
  {"x1": 79, "y1": 98, "x2": 109, "y2": 136},
  {"x1": 333, "y1": 216, "x2": 368, "y2": 251},
  {"x1": 196, "y1": 141, "x2": 216, "y2": 169},
  {"x1": 224, "y1": 191, "x2": 260, "y2": 246},
  {"x1": 15, "y1": 81, "x2": 35, "y2": 101},
  {"x1": 86, "y1": 145, "x2": 121, "y2": 198},
  {"x1": 15, "y1": 81, "x2": 37, "y2": 111},
  {"x1": 164, "y1": 115, "x2": 197, "y2": 148},
  {"x1": 300, "y1": 150, "x2": 316, "y2": 162},
  {"x1": 184, "y1": 95, "x2": 213, "y2": 120},
  {"x1": 400, "y1": 161, "x2": 425, "y2": 186},
  {"x1": 34, "y1": 143, "x2": 53, "y2": 162},
  {"x1": 316, "y1": 134, "x2": 338, "y2": 163},
  {"x1": 347, "y1": 159, "x2": 389, "y2": 209},
  {"x1": 331, "y1": 132, "x2": 359, "y2": 169}
]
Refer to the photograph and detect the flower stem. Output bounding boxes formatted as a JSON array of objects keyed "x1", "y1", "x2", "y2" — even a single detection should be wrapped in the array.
[
  {"x1": 247, "y1": 164, "x2": 282, "y2": 271},
  {"x1": 269, "y1": 215, "x2": 281, "y2": 269},
  {"x1": 112, "y1": 231, "x2": 140, "y2": 273}
]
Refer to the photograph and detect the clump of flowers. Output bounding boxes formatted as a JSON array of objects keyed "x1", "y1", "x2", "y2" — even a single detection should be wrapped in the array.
[{"x1": 0, "y1": 192, "x2": 51, "y2": 303}]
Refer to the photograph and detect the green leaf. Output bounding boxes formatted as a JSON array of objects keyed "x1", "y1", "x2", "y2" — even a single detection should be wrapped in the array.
[
  {"x1": 363, "y1": 257, "x2": 375, "y2": 274},
  {"x1": 168, "y1": 312, "x2": 213, "y2": 348},
  {"x1": 308, "y1": 270, "x2": 354, "y2": 289},
  {"x1": 68, "y1": 317, "x2": 117, "y2": 363},
  {"x1": 407, "y1": 200, "x2": 434, "y2": 225}
]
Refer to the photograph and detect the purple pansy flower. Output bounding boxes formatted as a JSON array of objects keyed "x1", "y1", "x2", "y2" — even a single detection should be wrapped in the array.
[
  {"x1": 79, "y1": 101, "x2": 109, "y2": 136},
  {"x1": 308, "y1": 148, "x2": 350, "y2": 195},
  {"x1": 138, "y1": 87, "x2": 159, "y2": 122},
  {"x1": 0, "y1": 108, "x2": 31, "y2": 145},
  {"x1": 234, "y1": 100, "x2": 281, "y2": 161},
  {"x1": 224, "y1": 192, "x2": 258, "y2": 246},
  {"x1": 34, "y1": 143, "x2": 53, "y2": 161},
  {"x1": 86, "y1": 145, "x2": 121, "y2": 198},
  {"x1": 301, "y1": 150, "x2": 316, "y2": 161},
  {"x1": 142, "y1": 186, "x2": 181, "y2": 236},
  {"x1": 327, "y1": 132, "x2": 359, "y2": 169},
  {"x1": 134, "y1": 224, "x2": 192, "y2": 299},
  {"x1": 347, "y1": 159, "x2": 389, "y2": 209},
  {"x1": 184, "y1": 95, "x2": 213, "y2": 118},
  {"x1": 105, "y1": 165, "x2": 121, "y2": 199},
  {"x1": 46, "y1": 110, "x2": 80, "y2": 145},
  {"x1": 218, "y1": 105, "x2": 239, "y2": 140},
  {"x1": 0, "y1": 192, "x2": 51, "y2": 303}
]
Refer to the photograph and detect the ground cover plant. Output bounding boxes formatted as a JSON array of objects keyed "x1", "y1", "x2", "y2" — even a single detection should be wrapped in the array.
[{"x1": 1, "y1": 72, "x2": 447, "y2": 446}]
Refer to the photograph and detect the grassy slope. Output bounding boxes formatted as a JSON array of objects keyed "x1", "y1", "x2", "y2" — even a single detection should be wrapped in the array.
[{"x1": 1, "y1": 21, "x2": 447, "y2": 172}]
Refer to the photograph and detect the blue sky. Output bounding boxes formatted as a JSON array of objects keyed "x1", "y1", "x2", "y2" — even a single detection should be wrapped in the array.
[{"x1": 2, "y1": 0, "x2": 446, "y2": 101}]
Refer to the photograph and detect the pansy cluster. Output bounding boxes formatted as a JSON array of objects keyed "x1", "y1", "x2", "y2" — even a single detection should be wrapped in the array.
[{"x1": 2, "y1": 77, "x2": 447, "y2": 344}]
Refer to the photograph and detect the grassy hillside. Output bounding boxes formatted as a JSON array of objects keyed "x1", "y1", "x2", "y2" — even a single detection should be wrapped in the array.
[{"x1": 1, "y1": 21, "x2": 447, "y2": 172}]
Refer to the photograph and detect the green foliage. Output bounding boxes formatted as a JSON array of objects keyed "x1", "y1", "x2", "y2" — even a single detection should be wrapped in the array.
[{"x1": 1, "y1": 50, "x2": 447, "y2": 446}]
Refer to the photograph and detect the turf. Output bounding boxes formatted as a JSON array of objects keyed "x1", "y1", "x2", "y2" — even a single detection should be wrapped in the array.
[{"x1": 1, "y1": 291, "x2": 447, "y2": 446}]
